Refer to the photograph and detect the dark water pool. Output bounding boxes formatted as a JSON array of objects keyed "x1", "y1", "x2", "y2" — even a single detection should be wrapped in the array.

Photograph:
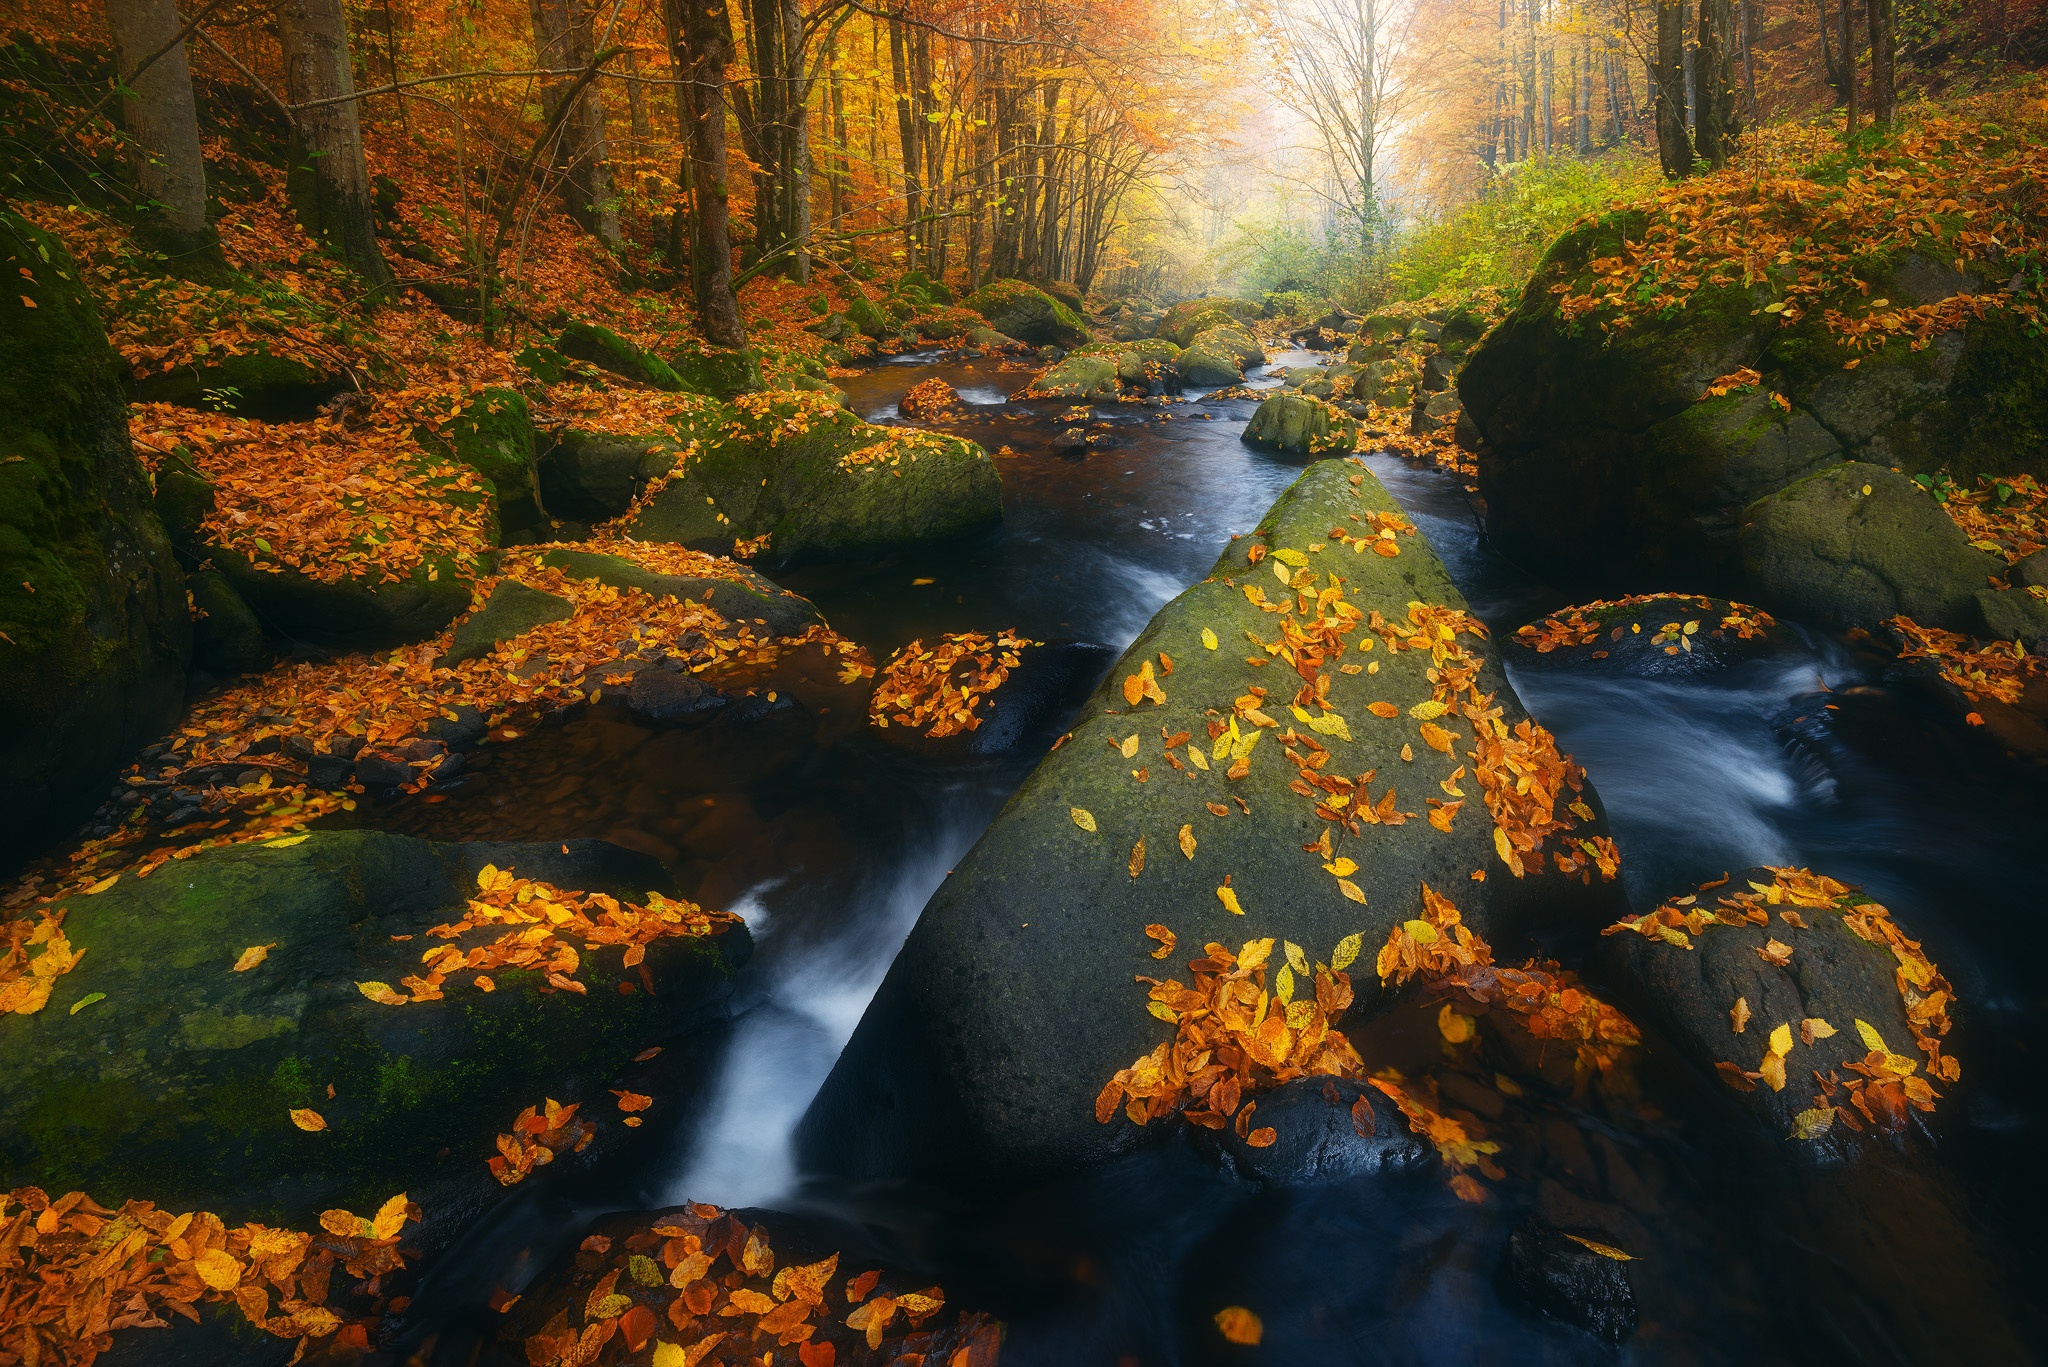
[{"x1": 377, "y1": 352, "x2": 2046, "y2": 1366}]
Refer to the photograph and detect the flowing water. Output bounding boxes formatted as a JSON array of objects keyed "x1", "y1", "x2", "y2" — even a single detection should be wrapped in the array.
[{"x1": 377, "y1": 351, "x2": 2047, "y2": 1365}]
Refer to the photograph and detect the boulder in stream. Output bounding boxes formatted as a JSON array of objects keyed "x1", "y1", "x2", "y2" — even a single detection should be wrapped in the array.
[
  {"x1": 797, "y1": 459, "x2": 1624, "y2": 1189},
  {"x1": 962, "y1": 279, "x2": 1089, "y2": 349},
  {"x1": 0, "y1": 209, "x2": 189, "y2": 871},
  {"x1": 626, "y1": 391, "x2": 1002, "y2": 560},
  {"x1": 0, "y1": 830, "x2": 749, "y2": 1228},
  {"x1": 1243, "y1": 391, "x2": 1359, "y2": 455}
]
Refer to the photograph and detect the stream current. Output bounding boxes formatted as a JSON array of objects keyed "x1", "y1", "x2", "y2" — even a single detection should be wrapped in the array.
[{"x1": 377, "y1": 351, "x2": 2047, "y2": 1365}]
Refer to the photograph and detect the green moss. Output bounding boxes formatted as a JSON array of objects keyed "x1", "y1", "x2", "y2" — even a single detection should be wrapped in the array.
[{"x1": 556, "y1": 322, "x2": 686, "y2": 391}]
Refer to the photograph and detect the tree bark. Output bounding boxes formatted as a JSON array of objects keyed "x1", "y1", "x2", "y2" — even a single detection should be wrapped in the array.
[
  {"x1": 103, "y1": 0, "x2": 212, "y2": 250},
  {"x1": 1865, "y1": 0, "x2": 1896, "y2": 123},
  {"x1": 663, "y1": 0, "x2": 746, "y2": 346},
  {"x1": 1652, "y1": 0, "x2": 1693, "y2": 176},
  {"x1": 623, "y1": 47, "x2": 652, "y2": 142},
  {"x1": 778, "y1": 0, "x2": 809, "y2": 282},
  {"x1": 1695, "y1": 0, "x2": 1742, "y2": 167},
  {"x1": 1839, "y1": 0, "x2": 1858, "y2": 132},
  {"x1": 278, "y1": 0, "x2": 393, "y2": 289},
  {"x1": 529, "y1": 0, "x2": 621, "y2": 247}
]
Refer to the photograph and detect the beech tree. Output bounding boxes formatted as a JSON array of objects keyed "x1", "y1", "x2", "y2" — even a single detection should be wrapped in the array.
[
  {"x1": 530, "y1": 0, "x2": 622, "y2": 247},
  {"x1": 1695, "y1": 0, "x2": 1741, "y2": 166},
  {"x1": 102, "y1": 0, "x2": 212, "y2": 253},
  {"x1": 1652, "y1": 0, "x2": 1692, "y2": 176},
  {"x1": 278, "y1": 0, "x2": 394, "y2": 290},
  {"x1": 663, "y1": 0, "x2": 747, "y2": 345}
]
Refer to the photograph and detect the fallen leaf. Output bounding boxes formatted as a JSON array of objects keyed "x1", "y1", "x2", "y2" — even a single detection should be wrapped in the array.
[
  {"x1": 1563, "y1": 1234, "x2": 1635, "y2": 1261},
  {"x1": 1146, "y1": 924, "x2": 1176, "y2": 959},
  {"x1": 1178, "y1": 824, "x2": 1196, "y2": 859},
  {"x1": 1129, "y1": 838, "x2": 1146, "y2": 879},
  {"x1": 1730, "y1": 997, "x2": 1750, "y2": 1033},
  {"x1": 1070, "y1": 807, "x2": 1097, "y2": 833},
  {"x1": 233, "y1": 944, "x2": 277, "y2": 972},
  {"x1": 1217, "y1": 885, "x2": 1244, "y2": 916},
  {"x1": 289, "y1": 1108, "x2": 327, "y2": 1132},
  {"x1": 612, "y1": 1090, "x2": 653, "y2": 1113},
  {"x1": 1214, "y1": 1306, "x2": 1263, "y2": 1345}
]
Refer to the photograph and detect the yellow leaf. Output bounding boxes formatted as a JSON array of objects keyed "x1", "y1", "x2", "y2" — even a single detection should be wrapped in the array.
[
  {"x1": 1403, "y1": 919, "x2": 1438, "y2": 943},
  {"x1": 1201, "y1": 627, "x2": 1219, "y2": 650},
  {"x1": 1147, "y1": 1001, "x2": 1178, "y2": 1023},
  {"x1": 1759, "y1": 1051, "x2": 1787, "y2": 1092},
  {"x1": 263, "y1": 834, "x2": 309, "y2": 848},
  {"x1": 84, "y1": 875, "x2": 118, "y2": 895},
  {"x1": 1791, "y1": 1106, "x2": 1835, "y2": 1140},
  {"x1": 1437, "y1": 1003, "x2": 1475, "y2": 1043},
  {"x1": 194, "y1": 1247, "x2": 244, "y2": 1291},
  {"x1": 1188, "y1": 746, "x2": 1211, "y2": 771},
  {"x1": 233, "y1": 944, "x2": 276, "y2": 972},
  {"x1": 1563, "y1": 1234, "x2": 1635, "y2": 1261},
  {"x1": 1302, "y1": 711, "x2": 1352, "y2": 741},
  {"x1": 1804, "y1": 1017, "x2": 1837, "y2": 1040},
  {"x1": 1336, "y1": 878, "x2": 1366, "y2": 904},
  {"x1": 1768, "y1": 1022, "x2": 1792, "y2": 1057},
  {"x1": 1178, "y1": 824, "x2": 1196, "y2": 859},
  {"x1": 1331, "y1": 931, "x2": 1362, "y2": 971},
  {"x1": 1284, "y1": 941, "x2": 1310, "y2": 974},
  {"x1": 1275, "y1": 964, "x2": 1295, "y2": 1003},
  {"x1": 1272, "y1": 548, "x2": 1309, "y2": 567},
  {"x1": 1493, "y1": 826, "x2": 1514, "y2": 865},
  {"x1": 370, "y1": 1193, "x2": 410, "y2": 1240},
  {"x1": 1217, "y1": 885, "x2": 1244, "y2": 915},
  {"x1": 1070, "y1": 807, "x2": 1097, "y2": 833},
  {"x1": 356, "y1": 981, "x2": 409, "y2": 1006},
  {"x1": 1324, "y1": 857, "x2": 1358, "y2": 877},
  {"x1": 1129, "y1": 838, "x2": 1146, "y2": 879},
  {"x1": 1120, "y1": 734, "x2": 1139, "y2": 759},
  {"x1": 1418, "y1": 721, "x2": 1454, "y2": 753},
  {"x1": 289, "y1": 1108, "x2": 327, "y2": 1132},
  {"x1": 1730, "y1": 997, "x2": 1750, "y2": 1033},
  {"x1": 1409, "y1": 700, "x2": 1449, "y2": 720},
  {"x1": 1855, "y1": 1019, "x2": 1887, "y2": 1053},
  {"x1": 1272, "y1": 560, "x2": 1294, "y2": 587}
]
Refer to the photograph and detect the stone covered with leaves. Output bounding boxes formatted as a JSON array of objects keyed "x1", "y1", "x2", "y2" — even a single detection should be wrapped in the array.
[
  {"x1": 0, "y1": 830, "x2": 748, "y2": 1226},
  {"x1": 0, "y1": 210, "x2": 189, "y2": 871},
  {"x1": 797, "y1": 459, "x2": 1622, "y2": 1188}
]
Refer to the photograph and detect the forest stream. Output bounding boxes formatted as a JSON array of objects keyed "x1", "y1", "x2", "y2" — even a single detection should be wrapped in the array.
[{"x1": 345, "y1": 353, "x2": 2048, "y2": 1366}]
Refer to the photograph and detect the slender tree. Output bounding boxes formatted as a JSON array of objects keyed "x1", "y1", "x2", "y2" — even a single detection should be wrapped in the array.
[
  {"x1": 103, "y1": 0, "x2": 212, "y2": 253},
  {"x1": 1865, "y1": 0, "x2": 1896, "y2": 123},
  {"x1": 1694, "y1": 0, "x2": 1741, "y2": 166},
  {"x1": 530, "y1": 0, "x2": 622, "y2": 247},
  {"x1": 278, "y1": 0, "x2": 393, "y2": 290},
  {"x1": 1652, "y1": 0, "x2": 1692, "y2": 175},
  {"x1": 663, "y1": 0, "x2": 747, "y2": 345},
  {"x1": 1839, "y1": 0, "x2": 1858, "y2": 132}
]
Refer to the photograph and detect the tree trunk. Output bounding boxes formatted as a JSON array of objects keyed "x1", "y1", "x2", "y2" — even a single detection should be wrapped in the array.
[
  {"x1": 1695, "y1": 0, "x2": 1741, "y2": 167},
  {"x1": 663, "y1": 0, "x2": 747, "y2": 346},
  {"x1": 1865, "y1": 0, "x2": 1896, "y2": 123},
  {"x1": 103, "y1": 0, "x2": 212, "y2": 252},
  {"x1": 623, "y1": 47, "x2": 652, "y2": 142},
  {"x1": 1839, "y1": 0, "x2": 1858, "y2": 132},
  {"x1": 278, "y1": 0, "x2": 393, "y2": 289},
  {"x1": 1818, "y1": 0, "x2": 1845, "y2": 99},
  {"x1": 529, "y1": 0, "x2": 621, "y2": 247},
  {"x1": 1652, "y1": 0, "x2": 1693, "y2": 176}
]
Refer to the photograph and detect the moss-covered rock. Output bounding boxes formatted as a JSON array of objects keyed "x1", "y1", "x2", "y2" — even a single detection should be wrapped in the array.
[
  {"x1": 425, "y1": 387, "x2": 546, "y2": 538},
  {"x1": 209, "y1": 544, "x2": 477, "y2": 648},
  {"x1": 0, "y1": 830, "x2": 748, "y2": 1225},
  {"x1": 667, "y1": 342, "x2": 764, "y2": 399},
  {"x1": 555, "y1": 322, "x2": 686, "y2": 391},
  {"x1": 1191, "y1": 324, "x2": 1265, "y2": 370},
  {"x1": 626, "y1": 392, "x2": 1003, "y2": 561},
  {"x1": 188, "y1": 569, "x2": 267, "y2": 674},
  {"x1": 796, "y1": 459, "x2": 1622, "y2": 1189},
  {"x1": 1737, "y1": 462, "x2": 2002, "y2": 630},
  {"x1": 128, "y1": 347, "x2": 347, "y2": 422},
  {"x1": 534, "y1": 397, "x2": 727, "y2": 523},
  {"x1": 1460, "y1": 219, "x2": 2048, "y2": 607},
  {"x1": 963, "y1": 279, "x2": 1089, "y2": 348},
  {"x1": 444, "y1": 578, "x2": 575, "y2": 664},
  {"x1": 1180, "y1": 342, "x2": 1246, "y2": 387},
  {"x1": 1020, "y1": 353, "x2": 1119, "y2": 400},
  {"x1": 532, "y1": 547, "x2": 823, "y2": 638},
  {"x1": 1243, "y1": 391, "x2": 1358, "y2": 455},
  {"x1": 1158, "y1": 296, "x2": 1260, "y2": 347},
  {"x1": 0, "y1": 210, "x2": 189, "y2": 872}
]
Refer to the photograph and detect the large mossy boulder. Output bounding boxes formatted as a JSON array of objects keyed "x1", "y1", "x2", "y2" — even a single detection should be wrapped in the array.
[
  {"x1": 425, "y1": 386, "x2": 547, "y2": 538},
  {"x1": 0, "y1": 830, "x2": 748, "y2": 1225},
  {"x1": 1243, "y1": 391, "x2": 1358, "y2": 455},
  {"x1": 626, "y1": 391, "x2": 1003, "y2": 560},
  {"x1": 128, "y1": 346, "x2": 347, "y2": 421},
  {"x1": 0, "y1": 211, "x2": 189, "y2": 872},
  {"x1": 1021, "y1": 352, "x2": 1119, "y2": 400},
  {"x1": 1158, "y1": 296, "x2": 1260, "y2": 347},
  {"x1": 963, "y1": 278, "x2": 1089, "y2": 348},
  {"x1": 796, "y1": 459, "x2": 1623, "y2": 1189},
  {"x1": 1191, "y1": 324, "x2": 1265, "y2": 371},
  {"x1": 1737, "y1": 462, "x2": 2002, "y2": 630},
  {"x1": 555, "y1": 322, "x2": 686, "y2": 392},
  {"x1": 1460, "y1": 211, "x2": 2048, "y2": 605},
  {"x1": 667, "y1": 341, "x2": 763, "y2": 399}
]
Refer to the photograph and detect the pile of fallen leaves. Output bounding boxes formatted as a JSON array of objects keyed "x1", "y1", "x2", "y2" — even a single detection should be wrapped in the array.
[
  {"x1": 352, "y1": 864, "x2": 740, "y2": 1006},
  {"x1": 132, "y1": 403, "x2": 495, "y2": 588},
  {"x1": 870, "y1": 631, "x2": 1037, "y2": 737},
  {"x1": 1889, "y1": 614, "x2": 2048, "y2": 705},
  {"x1": 1552, "y1": 100, "x2": 2048, "y2": 351},
  {"x1": 0, "y1": 1185, "x2": 417, "y2": 1367},
  {"x1": 1933, "y1": 472, "x2": 2048, "y2": 564},
  {"x1": 1605, "y1": 866, "x2": 1958, "y2": 1137},
  {"x1": 1360, "y1": 407, "x2": 1477, "y2": 484},
  {"x1": 538, "y1": 387, "x2": 725, "y2": 441},
  {"x1": 837, "y1": 427, "x2": 962, "y2": 473},
  {"x1": 0, "y1": 909, "x2": 86, "y2": 1017},
  {"x1": 489, "y1": 1098, "x2": 598, "y2": 1188},
  {"x1": 1514, "y1": 594, "x2": 1778, "y2": 655},
  {"x1": 1095, "y1": 931, "x2": 1367, "y2": 1144},
  {"x1": 898, "y1": 379, "x2": 963, "y2": 419},
  {"x1": 515, "y1": 1203, "x2": 998, "y2": 1366}
]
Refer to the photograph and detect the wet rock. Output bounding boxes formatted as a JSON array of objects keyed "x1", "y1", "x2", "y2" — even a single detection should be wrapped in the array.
[
  {"x1": 666, "y1": 341, "x2": 763, "y2": 399},
  {"x1": 352, "y1": 749, "x2": 416, "y2": 788},
  {"x1": 1190, "y1": 323, "x2": 1265, "y2": 372},
  {"x1": 1156, "y1": 296, "x2": 1260, "y2": 347},
  {"x1": 1411, "y1": 390, "x2": 1463, "y2": 435},
  {"x1": 535, "y1": 424, "x2": 702, "y2": 523},
  {"x1": 965, "y1": 324, "x2": 1023, "y2": 352},
  {"x1": 963, "y1": 278, "x2": 1090, "y2": 348},
  {"x1": 626, "y1": 391, "x2": 1002, "y2": 561},
  {"x1": 305, "y1": 751, "x2": 354, "y2": 789},
  {"x1": 1972, "y1": 584, "x2": 2048, "y2": 648},
  {"x1": 797, "y1": 459, "x2": 1624, "y2": 1190},
  {"x1": 127, "y1": 346, "x2": 347, "y2": 421},
  {"x1": 425, "y1": 386, "x2": 547, "y2": 538},
  {"x1": 962, "y1": 641, "x2": 1117, "y2": 755},
  {"x1": 188, "y1": 570, "x2": 267, "y2": 674},
  {"x1": 1022, "y1": 352, "x2": 1120, "y2": 400},
  {"x1": 2010, "y1": 548, "x2": 2048, "y2": 589},
  {"x1": 1215, "y1": 1077, "x2": 1429, "y2": 1185},
  {"x1": 444, "y1": 579, "x2": 576, "y2": 664},
  {"x1": 424, "y1": 703, "x2": 489, "y2": 747},
  {"x1": 0, "y1": 830, "x2": 748, "y2": 1226},
  {"x1": 1505, "y1": 594, "x2": 1790, "y2": 678},
  {"x1": 535, "y1": 547, "x2": 823, "y2": 639},
  {"x1": 1738, "y1": 462, "x2": 2002, "y2": 630},
  {"x1": 0, "y1": 210, "x2": 189, "y2": 872},
  {"x1": 209, "y1": 543, "x2": 477, "y2": 651},
  {"x1": 624, "y1": 663, "x2": 727, "y2": 724},
  {"x1": 1243, "y1": 391, "x2": 1358, "y2": 455},
  {"x1": 1501, "y1": 1220, "x2": 1638, "y2": 1342},
  {"x1": 1180, "y1": 341, "x2": 1247, "y2": 387}
]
